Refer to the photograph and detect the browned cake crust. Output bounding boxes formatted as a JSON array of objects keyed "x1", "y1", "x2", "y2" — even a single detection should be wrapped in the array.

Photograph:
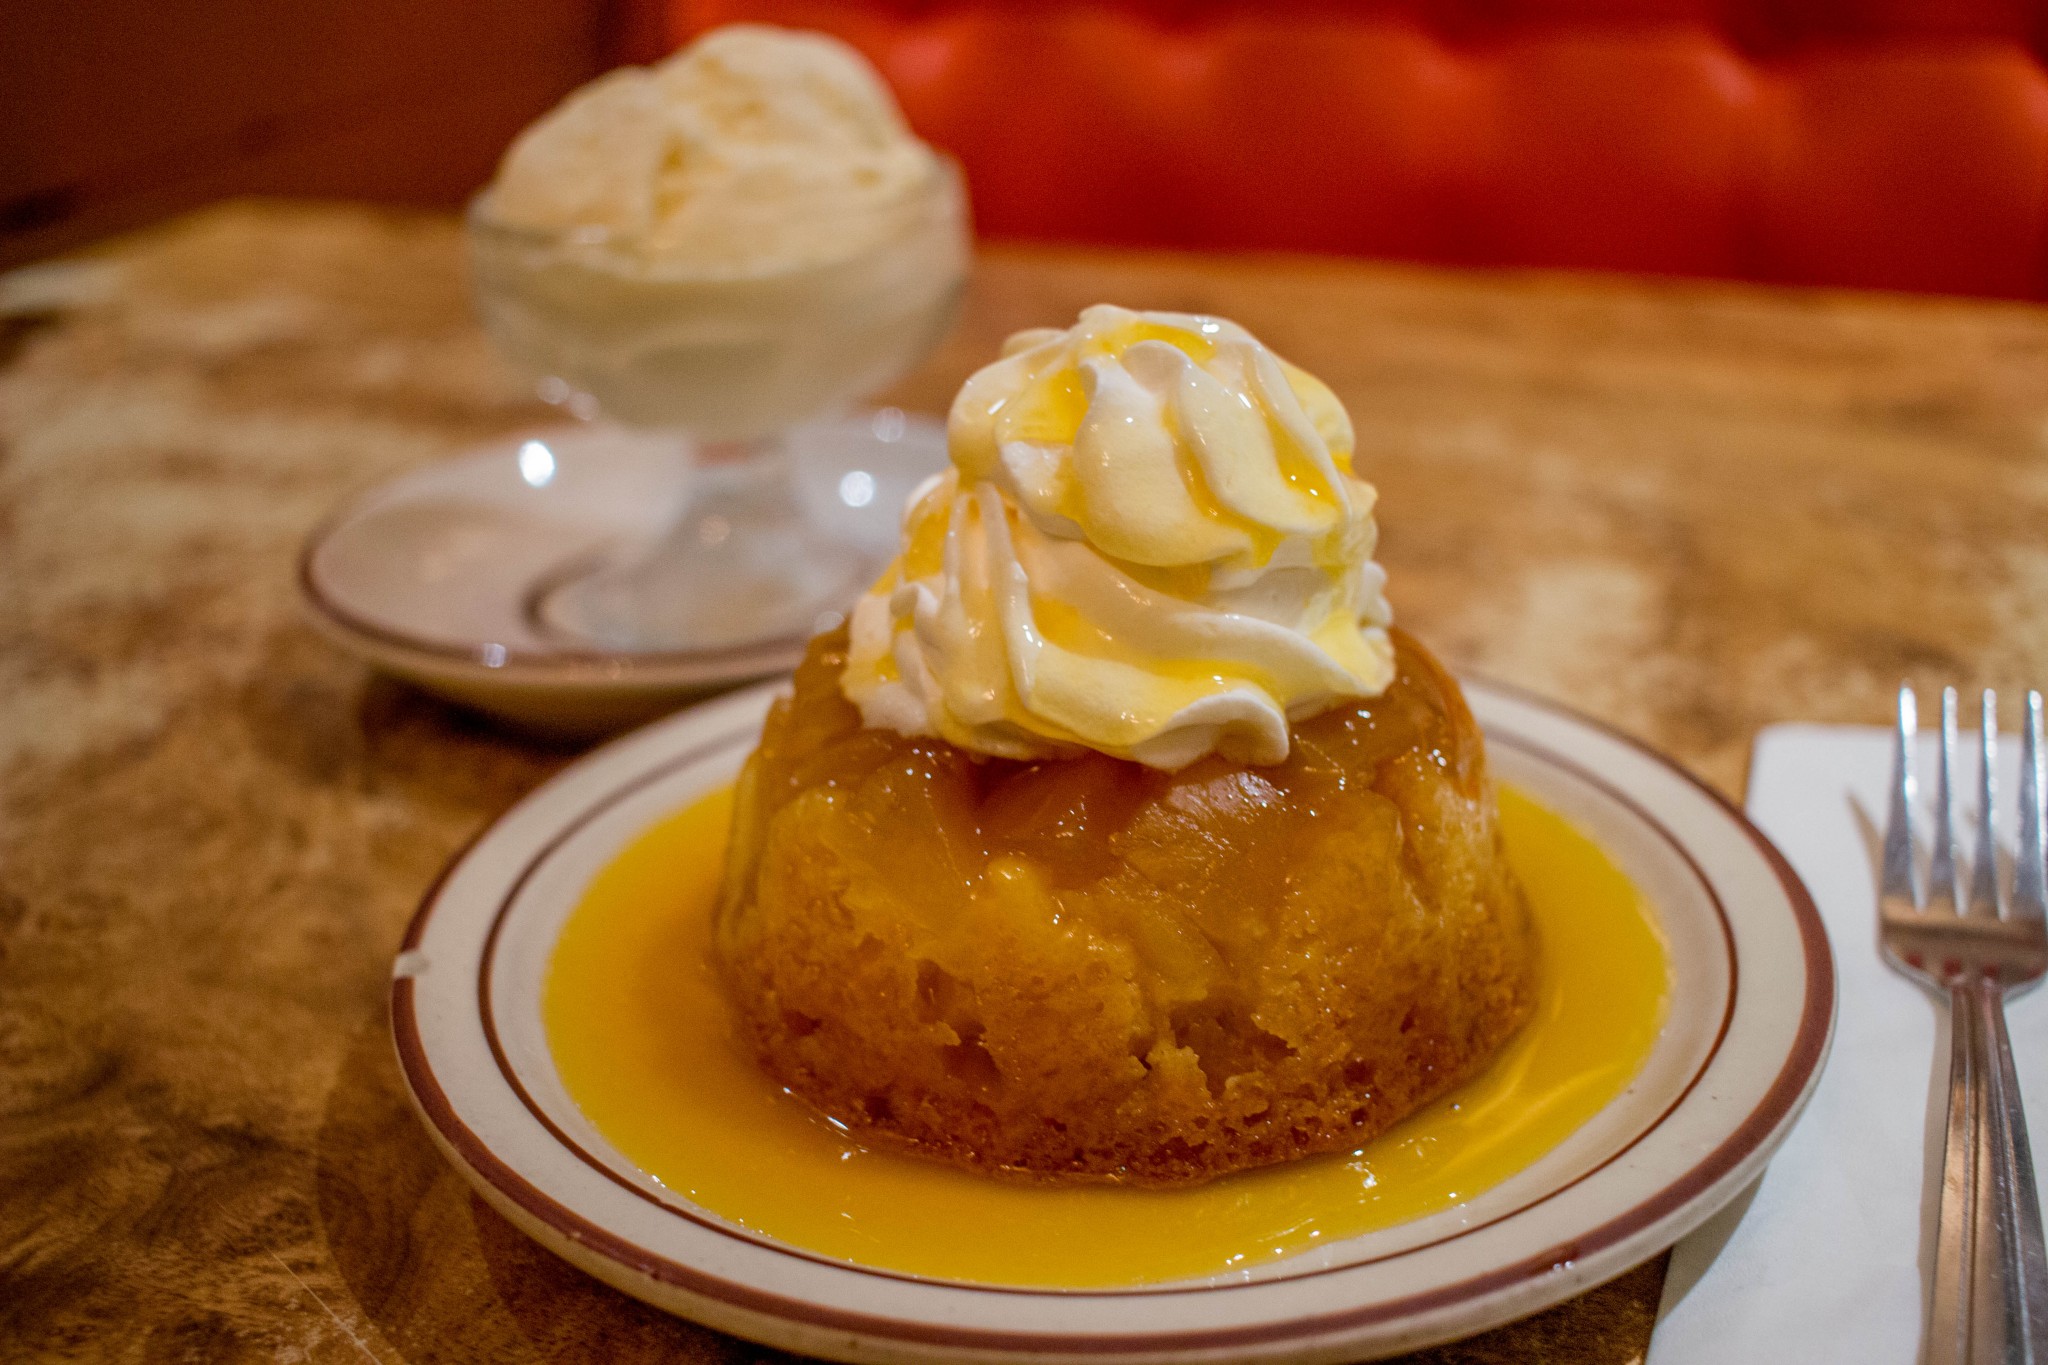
[{"x1": 714, "y1": 626, "x2": 1538, "y2": 1186}]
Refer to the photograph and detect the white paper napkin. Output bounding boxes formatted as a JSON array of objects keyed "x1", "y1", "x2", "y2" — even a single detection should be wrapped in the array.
[{"x1": 1648, "y1": 723, "x2": 2048, "y2": 1364}]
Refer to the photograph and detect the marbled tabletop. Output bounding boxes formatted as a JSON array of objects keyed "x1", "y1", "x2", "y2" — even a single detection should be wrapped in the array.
[{"x1": 4, "y1": 201, "x2": 2047, "y2": 1364}]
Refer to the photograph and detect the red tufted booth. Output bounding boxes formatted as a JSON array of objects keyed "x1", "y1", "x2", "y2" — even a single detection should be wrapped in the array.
[{"x1": 652, "y1": 2, "x2": 2048, "y2": 299}]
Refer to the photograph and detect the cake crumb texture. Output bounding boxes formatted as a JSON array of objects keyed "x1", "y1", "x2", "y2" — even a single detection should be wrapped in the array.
[{"x1": 716, "y1": 626, "x2": 1538, "y2": 1185}]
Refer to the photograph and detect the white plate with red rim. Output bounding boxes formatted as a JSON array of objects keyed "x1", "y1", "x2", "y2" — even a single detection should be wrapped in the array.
[{"x1": 391, "y1": 677, "x2": 1833, "y2": 1363}]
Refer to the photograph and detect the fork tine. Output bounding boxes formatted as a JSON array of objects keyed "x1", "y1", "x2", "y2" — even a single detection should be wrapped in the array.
[
  {"x1": 2018, "y1": 690, "x2": 2045, "y2": 921},
  {"x1": 1884, "y1": 685, "x2": 1920, "y2": 906},
  {"x1": 1933, "y1": 687, "x2": 1963, "y2": 913},
  {"x1": 1971, "y1": 690, "x2": 2001, "y2": 918}
]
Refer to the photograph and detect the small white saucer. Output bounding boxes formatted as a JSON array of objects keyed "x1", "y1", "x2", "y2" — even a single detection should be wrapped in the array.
[{"x1": 298, "y1": 411, "x2": 944, "y2": 737}]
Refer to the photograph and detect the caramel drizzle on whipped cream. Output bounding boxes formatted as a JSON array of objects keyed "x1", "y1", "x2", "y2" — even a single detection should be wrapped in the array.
[{"x1": 842, "y1": 304, "x2": 1394, "y2": 769}]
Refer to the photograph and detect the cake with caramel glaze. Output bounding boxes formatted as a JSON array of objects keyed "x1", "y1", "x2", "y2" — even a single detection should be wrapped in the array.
[{"x1": 715, "y1": 305, "x2": 1537, "y2": 1185}]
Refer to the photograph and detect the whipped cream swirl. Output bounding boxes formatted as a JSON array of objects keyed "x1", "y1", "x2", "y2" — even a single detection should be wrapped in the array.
[{"x1": 842, "y1": 305, "x2": 1394, "y2": 768}]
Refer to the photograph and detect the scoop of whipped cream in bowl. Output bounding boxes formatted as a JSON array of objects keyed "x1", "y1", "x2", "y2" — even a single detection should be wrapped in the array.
[
  {"x1": 842, "y1": 304, "x2": 1396, "y2": 769},
  {"x1": 468, "y1": 23, "x2": 969, "y2": 439}
]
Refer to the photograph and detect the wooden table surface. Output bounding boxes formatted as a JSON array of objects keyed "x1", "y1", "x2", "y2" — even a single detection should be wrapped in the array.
[{"x1": 4, "y1": 201, "x2": 2047, "y2": 1364}]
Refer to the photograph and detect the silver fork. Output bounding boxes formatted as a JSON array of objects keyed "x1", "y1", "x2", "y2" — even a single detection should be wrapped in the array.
[{"x1": 1882, "y1": 686, "x2": 2048, "y2": 1363}]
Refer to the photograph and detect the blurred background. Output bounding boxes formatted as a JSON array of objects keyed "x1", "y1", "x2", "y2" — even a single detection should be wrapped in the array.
[{"x1": 9, "y1": 0, "x2": 2048, "y2": 296}]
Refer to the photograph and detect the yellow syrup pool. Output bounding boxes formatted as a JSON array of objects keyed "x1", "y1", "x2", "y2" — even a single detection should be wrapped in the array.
[{"x1": 543, "y1": 783, "x2": 1669, "y2": 1288}]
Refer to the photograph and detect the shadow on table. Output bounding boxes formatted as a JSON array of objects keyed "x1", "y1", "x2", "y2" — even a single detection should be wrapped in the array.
[
  {"x1": 317, "y1": 1017, "x2": 792, "y2": 1363},
  {"x1": 1653, "y1": 1175, "x2": 1764, "y2": 1316}
]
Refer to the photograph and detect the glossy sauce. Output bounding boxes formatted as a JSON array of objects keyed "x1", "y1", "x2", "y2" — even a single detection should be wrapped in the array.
[{"x1": 544, "y1": 783, "x2": 1668, "y2": 1288}]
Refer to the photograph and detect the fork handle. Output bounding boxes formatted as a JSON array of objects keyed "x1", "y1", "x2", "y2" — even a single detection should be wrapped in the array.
[{"x1": 1929, "y1": 976, "x2": 2048, "y2": 1364}]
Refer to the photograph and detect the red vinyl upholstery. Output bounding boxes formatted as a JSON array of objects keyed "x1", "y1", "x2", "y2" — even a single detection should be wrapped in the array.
[{"x1": 659, "y1": 2, "x2": 2048, "y2": 297}]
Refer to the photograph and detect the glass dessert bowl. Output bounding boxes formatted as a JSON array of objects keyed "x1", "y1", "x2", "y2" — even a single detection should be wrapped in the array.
[
  {"x1": 714, "y1": 305, "x2": 1540, "y2": 1184},
  {"x1": 464, "y1": 26, "x2": 970, "y2": 655}
]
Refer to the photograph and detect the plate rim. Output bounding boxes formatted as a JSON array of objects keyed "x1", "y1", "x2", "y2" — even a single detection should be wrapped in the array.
[
  {"x1": 390, "y1": 677, "x2": 1834, "y2": 1360},
  {"x1": 295, "y1": 439, "x2": 806, "y2": 688}
]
